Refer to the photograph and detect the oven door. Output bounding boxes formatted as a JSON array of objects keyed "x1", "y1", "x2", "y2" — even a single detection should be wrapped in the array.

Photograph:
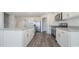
[{"x1": 51, "y1": 27, "x2": 56, "y2": 37}]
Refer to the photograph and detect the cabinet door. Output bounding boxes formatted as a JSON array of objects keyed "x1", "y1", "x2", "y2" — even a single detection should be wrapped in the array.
[
  {"x1": 0, "y1": 13, "x2": 4, "y2": 28},
  {"x1": 24, "y1": 30, "x2": 30, "y2": 46},
  {"x1": 61, "y1": 31, "x2": 68, "y2": 47},
  {"x1": 30, "y1": 29, "x2": 34, "y2": 40},
  {"x1": 62, "y1": 12, "x2": 79, "y2": 20},
  {"x1": 4, "y1": 31, "x2": 24, "y2": 47},
  {"x1": 56, "y1": 29, "x2": 69, "y2": 47},
  {"x1": 70, "y1": 32, "x2": 79, "y2": 47},
  {"x1": 56, "y1": 29, "x2": 63, "y2": 46},
  {"x1": 24, "y1": 30, "x2": 28, "y2": 46},
  {"x1": 68, "y1": 12, "x2": 79, "y2": 18},
  {"x1": 26, "y1": 30, "x2": 32, "y2": 46},
  {"x1": 62, "y1": 12, "x2": 70, "y2": 20},
  {"x1": 0, "y1": 30, "x2": 4, "y2": 47},
  {"x1": 56, "y1": 31, "x2": 63, "y2": 46}
]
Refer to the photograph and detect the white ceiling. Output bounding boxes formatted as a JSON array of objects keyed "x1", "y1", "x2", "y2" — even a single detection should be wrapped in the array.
[{"x1": 6, "y1": 12, "x2": 49, "y2": 17}]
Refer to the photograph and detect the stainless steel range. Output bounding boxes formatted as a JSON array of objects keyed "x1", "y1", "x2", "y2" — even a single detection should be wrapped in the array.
[{"x1": 51, "y1": 23, "x2": 68, "y2": 37}]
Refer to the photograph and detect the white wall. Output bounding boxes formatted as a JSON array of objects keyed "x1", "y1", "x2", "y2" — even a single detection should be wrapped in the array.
[{"x1": 0, "y1": 12, "x2": 4, "y2": 28}]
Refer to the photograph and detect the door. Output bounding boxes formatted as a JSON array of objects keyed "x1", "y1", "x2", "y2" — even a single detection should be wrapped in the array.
[{"x1": 42, "y1": 17, "x2": 47, "y2": 32}]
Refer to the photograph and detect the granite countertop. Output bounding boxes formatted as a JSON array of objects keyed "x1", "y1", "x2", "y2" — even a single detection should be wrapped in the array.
[
  {"x1": 0, "y1": 26, "x2": 34, "y2": 31},
  {"x1": 56, "y1": 27, "x2": 79, "y2": 32}
]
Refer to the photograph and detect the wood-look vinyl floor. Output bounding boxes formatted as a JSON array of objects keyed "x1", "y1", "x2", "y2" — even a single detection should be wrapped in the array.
[{"x1": 27, "y1": 32, "x2": 60, "y2": 47}]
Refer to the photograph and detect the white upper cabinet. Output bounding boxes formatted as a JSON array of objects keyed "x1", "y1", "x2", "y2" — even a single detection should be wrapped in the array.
[
  {"x1": 69, "y1": 12, "x2": 79, "y2": 18},
  {"x1": 0, "y1": 12, "x2": 4, "y2": 28},
  {"x1": 62, "y1": 12, "x2": 70, "y2": 20},
  {"x1": 62, "y1": 12, "x2": 79, "y2": 20}
]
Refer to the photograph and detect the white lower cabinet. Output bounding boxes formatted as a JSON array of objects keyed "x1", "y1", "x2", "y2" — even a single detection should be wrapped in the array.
[
  {"x1": 56, "y1": 28, "x2": 79, "y2": 47},
  {"x1": 0, "y1": 30, "x2": 4, "y2": 47},
  {"x1": 24, "y1": 30, "x2": 28, "y2": 46},
  {"x1": 25, "y1": 30, "x2": 31, "y2": 46},
  {"x1": 56, "y1": 29, "x2": 68, "y2": 47},
  {"x1": 0, "y1": 28, "x2": 35, "y2": 47},
  {"x1": 23, "y1": 28, "x2": 35, "y2": 46},
  {"x1": 4, "y1": 30, "x2": 24, "y2": 47},
  {"x1": 69, "y1": 32, "x2": 79, "y2": 47}
]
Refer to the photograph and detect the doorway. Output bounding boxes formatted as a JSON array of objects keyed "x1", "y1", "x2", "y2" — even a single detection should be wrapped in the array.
[{"x1": 42, "y1": 17, "x2": 47, "y2": 32}]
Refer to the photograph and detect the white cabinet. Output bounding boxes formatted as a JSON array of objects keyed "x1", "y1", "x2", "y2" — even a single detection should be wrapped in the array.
[
  {"x1": 0, "y1": 12, "x2": 4, "y2": 28},
  {"x1": 69, "y1": 12, "x2": 79, "y2": 18},
  {"x1": 56, "y1": 29, "x2": 69, "y2": 47},
  {"x1": 25, "y1": 30, "x2": 31, "y2": 46},
  {"x1": 62, "y1": 12, "x2": 70, "y2": 20},
  {"x1": 24, "y1": 28, "x2": 35, "y2": 46},
  {"x1": 4, "y1": 30, "x2": 25, "y2": 47},
  {"x1": 24, "y1": 30, "x2": 29, "y2": 46},
  {"x1": 56, "y1": 28, "x2": 79, "y2": 47},
  {"x1": 0, "y1": 27, "x2": 35, "y2": 47},
  {"x1": 0, "y1": 30, "x2": 4, "y2": 47},
  {"x1": 9, "y1": 15, "x2": 16, "y2": 28},
  {"x1": 68, "y1": 32, "x2": 79, "y2": 47},
  {"x1": 3, "y1": 29, "x2": 35, "y2": 47},
  {"x1": 62, "y1": 12, "x2": 79, "y2": 20}
]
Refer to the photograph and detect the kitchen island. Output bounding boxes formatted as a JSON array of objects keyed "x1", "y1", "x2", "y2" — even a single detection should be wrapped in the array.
[
  {"x1": 56, "y1": 27, "x2": 79, "y2": 47},
  {"x1": 0, "y1": 27, "x2": 35, "y2": 47}
]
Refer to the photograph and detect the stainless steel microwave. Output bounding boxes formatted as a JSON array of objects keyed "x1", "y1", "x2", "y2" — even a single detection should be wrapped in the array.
[{"x1": 55, "y1": 13, "x2": 62, "y2": 21}]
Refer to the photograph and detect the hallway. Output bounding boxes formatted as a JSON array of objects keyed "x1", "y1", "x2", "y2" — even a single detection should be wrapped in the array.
[{"x1": 27, "y1": 32, "x2": 60, "y2": 47}]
